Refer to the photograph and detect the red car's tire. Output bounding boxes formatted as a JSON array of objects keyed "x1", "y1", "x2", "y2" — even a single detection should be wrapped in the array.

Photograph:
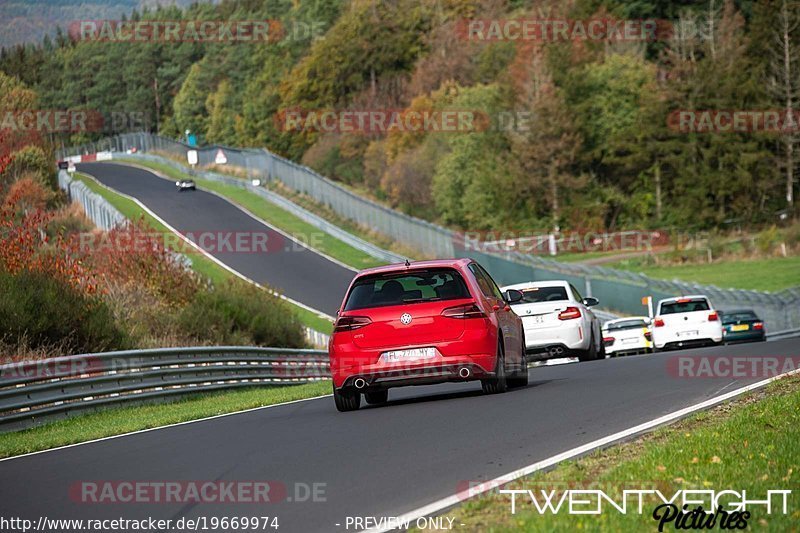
[
  {"x1": 507, "y1": 337, "x2": 529, "y2": 388},
  {"x1": 333, "y1": 386, "x2": 361, "y2": 412},
  {"x1": 482, "y1": 339, "x2": 508, "y2": 394}
]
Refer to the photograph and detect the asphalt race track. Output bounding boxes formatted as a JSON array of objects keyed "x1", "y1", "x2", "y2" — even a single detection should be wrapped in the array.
[
  {"x1": 1, "y1": 339, "x2": 796, "y2": 532},
  {"x1": 75, "y1": 162, "x2": 357, "y2": 316}
]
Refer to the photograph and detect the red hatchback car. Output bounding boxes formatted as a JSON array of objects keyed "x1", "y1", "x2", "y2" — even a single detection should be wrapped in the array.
[{"x1": 328, "y1": 258, "x2": 528, "y2": 411}]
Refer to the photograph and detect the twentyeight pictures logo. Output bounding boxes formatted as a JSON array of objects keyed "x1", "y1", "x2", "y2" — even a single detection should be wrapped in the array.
[{"x1": 500, "y1": 486, "x2": 792, "y2": 531}]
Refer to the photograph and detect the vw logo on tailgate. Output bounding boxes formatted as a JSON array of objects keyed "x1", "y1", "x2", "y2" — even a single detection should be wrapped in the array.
[{"x1": 400, "y1": 313, "x2": 412, "y2": 325}]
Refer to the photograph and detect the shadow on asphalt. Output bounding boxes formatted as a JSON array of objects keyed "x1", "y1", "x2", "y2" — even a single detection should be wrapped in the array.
[{"x1": 364, "y1": 379, "x2": 553, "y2": 410}]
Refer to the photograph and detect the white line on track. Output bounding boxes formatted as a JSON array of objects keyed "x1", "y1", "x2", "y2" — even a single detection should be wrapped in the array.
[
  {"x1": 360, "y1": 368, "x2": 800, "y2": 533},
  {"x1": 0, "y1": 393, "x2": 332, "y2": 463}
]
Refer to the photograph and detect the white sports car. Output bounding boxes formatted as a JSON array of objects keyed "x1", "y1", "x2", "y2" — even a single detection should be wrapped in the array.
[
  {"x1": 501, "y1": 280, "x2": 605, "y2": 362},
  {"x1": 602, "y1": 316, "x2": 652, "y2": 356}
]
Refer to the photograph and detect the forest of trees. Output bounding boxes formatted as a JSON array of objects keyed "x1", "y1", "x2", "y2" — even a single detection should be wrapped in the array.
[{"x1": 1, "y1": 0, "x2": 798, "y2": 233}]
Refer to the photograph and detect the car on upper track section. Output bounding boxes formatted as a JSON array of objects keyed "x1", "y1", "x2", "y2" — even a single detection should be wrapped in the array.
[
  {"x1": 328, "y1": 258, "x2": 528, "y2": 411},
  {"x1": 500, "y1": 280, "x2": 605, "y2": 362},
  {"x1": 602, "y1": 316, "x2": 652, "y2": 356},
  {"x1": 176, "y1": 178, "x2": 196, "y2": 191},
  {"x1": 651, "y1": 295, "x2": 723, "y2": 351}
]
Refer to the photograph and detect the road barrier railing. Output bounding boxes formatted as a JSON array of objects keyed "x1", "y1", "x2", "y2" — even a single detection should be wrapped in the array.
[
  {"x1": 58, "y1": 170, "x2": 126, "y2": 231},
  {"x1": 0, "y1": 346, "x2": 329, "y2": 433},
  {"x1": 767, "y1": 327, "x2": 800, "y2": 341}
]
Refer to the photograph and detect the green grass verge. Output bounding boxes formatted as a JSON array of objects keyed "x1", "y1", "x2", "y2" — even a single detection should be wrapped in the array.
[
  {"x1": 608, "y1": 255, "x2": 800, "y2": 292},
  {"x1": 446, "y1": 375, "x2": 800, "y2": 532},
  {"x1": 0, "y1": 381, "x2": 332, "y2": 458},
  {"x1": 117, "y1": 158, "x2": 383, "y2": 270},
  {"x1": 72, "y1": 172, "x2": 332, "y2": 334}
]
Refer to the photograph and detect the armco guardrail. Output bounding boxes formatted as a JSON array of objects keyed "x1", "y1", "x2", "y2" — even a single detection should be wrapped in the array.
[
  {"x1": 58, "y1": 133, "x2": 800, "y2": 331},
  {"x1": 58, "y1": 170, "x2": 126, "y2": 231},
  {"x1": 767, "y1": 327, "x2": 800, "y2": 341},
  {"x1": 0, "y1": 346, "x2": 329, "y2": 433}
]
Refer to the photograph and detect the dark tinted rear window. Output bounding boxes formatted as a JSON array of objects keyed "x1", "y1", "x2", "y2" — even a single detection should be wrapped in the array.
[
  {"x1": 722, "y1": 311, "x2": 758, "y2": 324},
  {"x1": 605, "y1": 319, "x2": 648, "y2": 331},
  {"x1": 660, "y1": 298, "x2": 710, "y2": 315},
  {"x1": 515, "y1": 286, "x2": 568, "y2": 304},
  {"x1": 344, "y1": 268, "x2": 470, "y2": 311}
]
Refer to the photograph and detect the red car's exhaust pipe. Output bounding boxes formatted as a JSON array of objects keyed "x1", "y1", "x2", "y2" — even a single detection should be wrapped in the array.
[
  {"x1": 353, "y1": 378, "x2": 367, "y2": 389},
  {"x1": 458, "y1": 367, "x2": 471, "y2": 379}
]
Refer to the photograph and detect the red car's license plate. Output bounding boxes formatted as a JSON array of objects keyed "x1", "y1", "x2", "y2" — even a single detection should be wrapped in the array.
[{"x1": 380, "y1": 347, "x2": 437, "y2": 363}]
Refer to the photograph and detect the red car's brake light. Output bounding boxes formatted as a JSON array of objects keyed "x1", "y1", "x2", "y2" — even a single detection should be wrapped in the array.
[
  {"x1": 334, "y1": 316, "x2": 371, "y2": 332},
  {"x1": 753, "y1": 322, "x2": 764, "y2": 330},
  {"x1": 708, "y1": 312, "x2": 719, "y2": 321},
  {"x1": 441, "y1": 303, "x2": 485, "y2": 319},
  {"x1": 558, "y1": 307, "x2": 581, "y2": 320},
  {"x1": 653, "y1": 318, "x2": 665, "y2": 327}
]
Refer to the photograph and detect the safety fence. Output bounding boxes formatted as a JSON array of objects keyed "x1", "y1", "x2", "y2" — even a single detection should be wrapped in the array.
[
  {"x1": 0, "y1": 347, "x2": 329, "y2": 433},
  {"x1": 58, "y1": 133, "x2": 800, "y2": 331}
]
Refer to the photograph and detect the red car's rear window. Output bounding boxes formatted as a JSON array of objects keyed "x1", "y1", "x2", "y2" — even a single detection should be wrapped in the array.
[{"x1": 344, "y1": 268, "x2": 470, "y2": 311}]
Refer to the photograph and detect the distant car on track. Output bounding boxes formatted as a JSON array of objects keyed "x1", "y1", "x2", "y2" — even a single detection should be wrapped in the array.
[
  {"x1": 651, "y1": 295, "x2": 723, "y2": 351},
  {"x1": 176, "y1": 179, "x2": 196, "y2": 191},
  {"x1": 602, "y1": 316, "x2": 652, "y2": 356},
  {"x1": 328, "y1": 258, "x2": 528, "y2": 412},
  {"x1": 720, "y1": 309, "x2": 766, "y2": 344},
  {"x1": 500, "y1": 280, "x2": 604, "y2": 362}
]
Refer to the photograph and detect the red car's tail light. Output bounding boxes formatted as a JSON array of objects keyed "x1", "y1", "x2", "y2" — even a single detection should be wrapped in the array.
[
  {"x1": 644, "y1": 331, "x2": 653, "y2": 341},
  {"x1": 753, "y1": 322, "x2": 764, "y2": 330},
  {"x1": 334, "y1": 316, "x2": 371, "y2": 332},
  {"x1": 602, "y1": 336, "x2": 615, "y2": 344},
  {"x1": 708, "y1": 312, "x2": 719, "y2": 321},
  {"x1": 558, "y1": 307, "x2": 581, "y2": 320},
  {"x1": 653, "y1": 318, "x2": 665, "y2": 327},
  {"x1": 441, "y1": 303, "x2": 485, "y2": 319}
]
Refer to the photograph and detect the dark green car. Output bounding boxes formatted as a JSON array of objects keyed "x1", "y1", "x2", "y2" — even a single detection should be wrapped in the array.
[{"x1": 720, "y1": 309, "x2": 766, "y2": 344}]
